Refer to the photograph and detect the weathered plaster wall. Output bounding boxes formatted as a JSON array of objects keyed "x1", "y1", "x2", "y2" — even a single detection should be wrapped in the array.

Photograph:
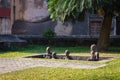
[
  {"x1": 12, "y1": 0, "x2": 116, "y2": 36},
  {"x1": 14, "y1": 0, "x2": 49, "y2": 22},
  {"x1": 12, "y1": 20, "x2": 56, "y2": 35},
  {"x1": 12, "y1": 0, "x2": 93, "y2": 36},
  {"x1": 0, "y1": 0, "x2": 11, "y2": 34},
  {"x1": 12, "y1": 0, "x2": 90, "y2": 36},
  {"x1": 55, "y1": 13, "x2": 90, "y2": 36},
  {"x1": 0, "y1": 18, "x2": 11, "y2": 34},
  {"x1": 55, "y1": 22, "x2": 73, "y2": 36}
]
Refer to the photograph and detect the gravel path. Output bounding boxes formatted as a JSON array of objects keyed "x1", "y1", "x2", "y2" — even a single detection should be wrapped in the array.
[{"x1": 0, "y1": 58, "x2": 105, "y2": 74}]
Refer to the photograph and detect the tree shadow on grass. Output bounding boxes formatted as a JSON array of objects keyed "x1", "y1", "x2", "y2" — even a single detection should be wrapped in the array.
[
  {"x1": 0, "y1": 45, "x2": 90, "y2": 54},
  {"x1": 0, "y1": 45, "x2": 119, "y2": 55}
]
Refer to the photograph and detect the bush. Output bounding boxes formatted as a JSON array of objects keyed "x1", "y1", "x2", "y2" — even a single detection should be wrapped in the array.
[{"x1": 43, "y1": 28, "x2": 56, "y2": 38}]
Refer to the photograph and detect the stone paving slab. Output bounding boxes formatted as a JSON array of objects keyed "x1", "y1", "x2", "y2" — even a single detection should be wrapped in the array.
[{"x1": 0, "y1": 58, "x2": 105, "y2": 74}]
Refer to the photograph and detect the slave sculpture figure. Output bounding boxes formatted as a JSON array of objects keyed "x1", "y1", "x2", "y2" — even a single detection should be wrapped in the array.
[
  {"x1": 45, "y1": 47, "x2": 52, "y2": 58},
  {"x1": 88, "y1": 44, "x2": 99, "y2": 61}
]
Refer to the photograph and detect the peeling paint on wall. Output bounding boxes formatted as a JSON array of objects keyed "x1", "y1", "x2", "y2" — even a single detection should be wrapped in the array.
[
  {"x1": 23, "y1": 0, "x2": 49, "y2": 22},
  {"x1": 55, "y1": 21, "x2": 73, "y2": 36},
  {"x1": 12, "y1": 0, "x2": 117, "y2": 36}
]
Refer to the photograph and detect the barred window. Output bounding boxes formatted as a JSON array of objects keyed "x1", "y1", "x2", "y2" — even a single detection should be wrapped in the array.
[{"x1": 0, "y1": 0, "x2": 10, "y2": 8}]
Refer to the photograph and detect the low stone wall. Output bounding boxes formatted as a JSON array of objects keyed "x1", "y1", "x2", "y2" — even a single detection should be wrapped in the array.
[
  {"x1": 12, "y1": 19, "x2": 89, "y2": 36},
  {"x1": 16, "y1": 35, "x2": 120, "y2": 46},
  {"x1": 17, "y1": 36, "x2": 97, "y2": 46},
  {"x1": 0, "y1": 35, "x2": 27, "y2": 50}
]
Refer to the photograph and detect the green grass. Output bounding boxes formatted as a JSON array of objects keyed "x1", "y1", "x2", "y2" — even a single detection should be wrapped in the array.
[
  {"x1": 0, "y1": 44, "x2": 120, "y2": 58},
  {"x1": 0, "y1": 45, "x2": 89, "y2": 58},
  {"x1": 0, "y1": 45, "x2": 120, "y2": 80}
]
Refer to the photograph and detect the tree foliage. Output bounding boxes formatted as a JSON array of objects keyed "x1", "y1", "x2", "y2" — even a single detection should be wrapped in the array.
[
  {"x1": 47, "y1": 0, "x2": 93, "y2": 22},
  {"x1": 47, "y1": 0, "x2": 120, "y2": 51},
  {"x1": 47, "y1": 0, "x2": 120, "y2": 22}
]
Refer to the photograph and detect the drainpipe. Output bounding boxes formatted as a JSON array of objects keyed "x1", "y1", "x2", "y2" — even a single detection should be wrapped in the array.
[{"x1": 13, "y1": 0, "x2": 15, "y2": 22}]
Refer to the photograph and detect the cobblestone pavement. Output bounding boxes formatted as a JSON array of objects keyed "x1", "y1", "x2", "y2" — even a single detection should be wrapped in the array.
[{"x1": 0, "y1": 58, "x2": 105, "y2": 74}]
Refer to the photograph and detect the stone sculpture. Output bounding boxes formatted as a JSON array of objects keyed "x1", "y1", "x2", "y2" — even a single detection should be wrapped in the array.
[
  {"x1": 88, "y1": 44, "x2": 99, "y2": 61},
  {"x1": 52, "y1": 52, "x2": 57, "y2": 59},
  {"x1": 64, "y1": 50, "x2": 70, "y2": 60},
  {"x1": 45, "y1": 47, "x2": 52, "y2": 58}
]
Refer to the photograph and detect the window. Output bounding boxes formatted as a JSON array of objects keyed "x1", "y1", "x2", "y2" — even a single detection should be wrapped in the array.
[
  {"x1": 0, "y1": 0, "x2": 10, "y2": 17},
  {"x1": 0, "y1": 0, "x2": 10, "y2": 8},
  {"x1": 89, "y1": 16, "x2": 103, "y2": 35}
]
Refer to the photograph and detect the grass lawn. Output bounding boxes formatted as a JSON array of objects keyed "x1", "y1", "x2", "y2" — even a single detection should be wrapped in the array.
[
  {"x1": 0, "y1": 45, "x2": 120, "y2": 80},
  {"x1": 0, "y1": 45, "x2": 90, "y2": 58}
]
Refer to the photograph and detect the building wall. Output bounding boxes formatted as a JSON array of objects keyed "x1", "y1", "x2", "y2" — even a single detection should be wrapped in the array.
[
  {"x1": 11, "y1": 0, "x2": 91, "y2": 36},
  {"x1": 11, "y1": 0, "x2": 117, "y2": 36},
  {"x1": 0, "y1": 18, "x2": 11, "y2": 34},
  {"x1": 11, "y1": 0, "x2": 49, "y2": 22},
  {"x1": 0, "y1": 0, "x2": 11, "y2": 34}
]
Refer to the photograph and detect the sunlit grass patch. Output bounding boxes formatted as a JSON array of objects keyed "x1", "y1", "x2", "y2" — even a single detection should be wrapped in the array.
[{"x1": 0, "y1": 45, "x2": 120, "y2": 80}]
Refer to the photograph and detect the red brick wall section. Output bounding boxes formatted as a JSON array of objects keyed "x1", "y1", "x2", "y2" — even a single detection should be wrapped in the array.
[{"x1": 0, "y1": 8, "x2": 10, "y2": 18}]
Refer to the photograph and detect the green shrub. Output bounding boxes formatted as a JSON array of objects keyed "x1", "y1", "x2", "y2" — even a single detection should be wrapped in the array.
[{"x1": 43, "y1": 28, "x2": 56, "y2": 38}]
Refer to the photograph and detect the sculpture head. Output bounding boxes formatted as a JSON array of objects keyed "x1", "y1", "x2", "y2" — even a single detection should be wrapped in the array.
[
  {"x1": 65, "y1": 50, "x2": 70, "y2": 57},
  {"x1": 90, "y1": 44, "x2": 97, "y2": 51},
  {"x1": 52, "y1": 52, "x2": 57, "y2": 59},
  {"x1": 46, "y1": 47, "x2": 50, "y2": 53}
]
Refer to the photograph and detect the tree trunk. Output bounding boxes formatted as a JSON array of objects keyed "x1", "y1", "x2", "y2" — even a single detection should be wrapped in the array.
[{"x1": 97, "y1": 14, "x2": 112, "y2": 51}]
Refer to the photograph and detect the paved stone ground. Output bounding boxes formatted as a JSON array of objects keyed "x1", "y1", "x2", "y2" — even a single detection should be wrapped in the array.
[{"x1": 0, "y1": 58, "x2": 106, "y2": 74}]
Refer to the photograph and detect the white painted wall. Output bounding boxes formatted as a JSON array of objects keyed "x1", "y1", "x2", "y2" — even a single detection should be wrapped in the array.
[{"x1": 0, "y1": 18, "x2": 11, "y2": 34}]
